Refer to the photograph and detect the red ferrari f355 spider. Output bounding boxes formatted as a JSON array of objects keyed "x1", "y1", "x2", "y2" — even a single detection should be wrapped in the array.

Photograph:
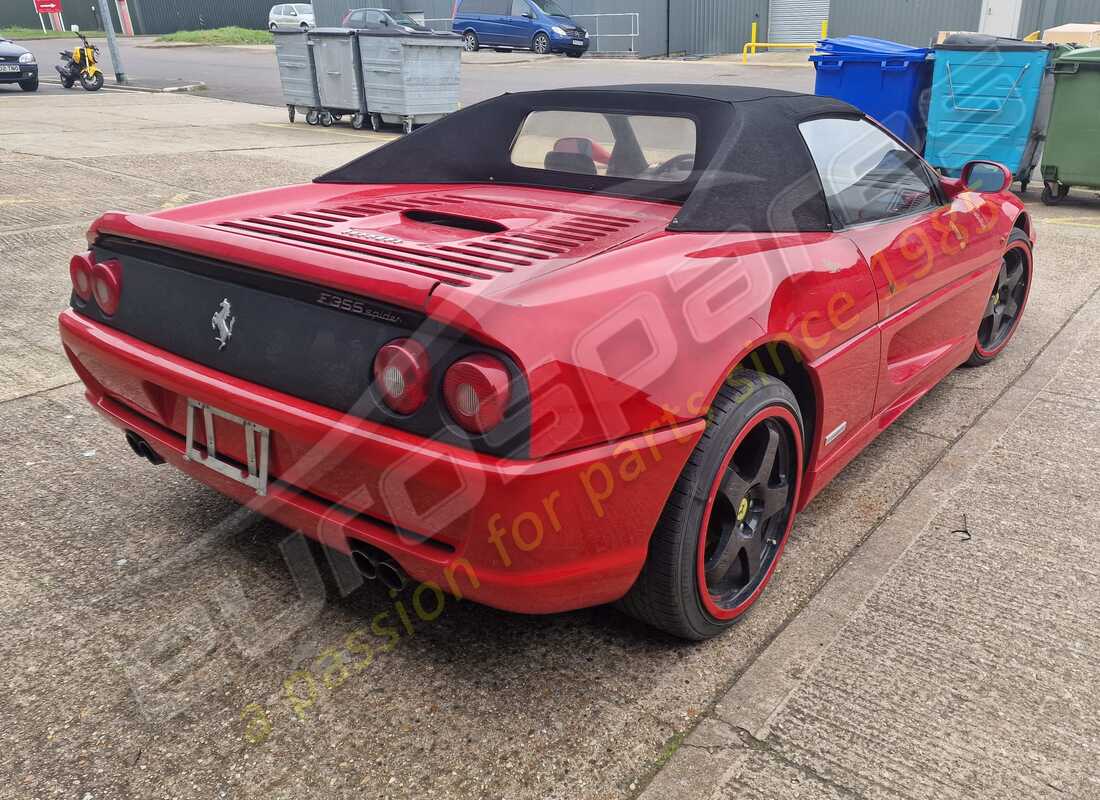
[{"x1": 60, "y1": 86, "x2": 1032, "y2": 638}]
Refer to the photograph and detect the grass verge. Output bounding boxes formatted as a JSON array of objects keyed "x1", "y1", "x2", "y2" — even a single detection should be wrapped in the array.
[
  {"x1": 1, "y1": 27, "x2": 104, "y2": 40},
  {"x1": 155, "y1": 27, "x2": 273, "y2": 45}
]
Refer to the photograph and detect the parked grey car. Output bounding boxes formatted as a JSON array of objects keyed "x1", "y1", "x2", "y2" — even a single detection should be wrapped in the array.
[{"x1": 269, "y1": 4, "x2": 315, "y2": 31}]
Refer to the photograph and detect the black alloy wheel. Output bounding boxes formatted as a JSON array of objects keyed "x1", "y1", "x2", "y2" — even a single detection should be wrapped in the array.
[
  {"x1": 618, "y1": 369, "x2": 803, "y2": 640},
  {"x1": 701, "y1": 418, "x2": 795, "y2": 612},
  {"x1": 967, "y1": 229, "x2": 1032, "y2": 366}
]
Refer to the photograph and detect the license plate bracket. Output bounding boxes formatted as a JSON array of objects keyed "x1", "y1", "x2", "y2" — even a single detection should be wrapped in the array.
[
  {"x1": 0, "y1": 65, "x2": 21, "y2": 73},
  {"x1": 184, "y1": 399, "x2": 270, "y2": 496}
]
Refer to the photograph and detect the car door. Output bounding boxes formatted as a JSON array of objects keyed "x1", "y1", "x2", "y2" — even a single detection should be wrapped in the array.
[
  {"x1": 361, "y1": 9, "x2": 386, "y2": 30},
  {"x1": 478, "y1": 0, "x2": 511, "y2": 45},
  {"x1": 800, "y1": 116, "x2": 1004, "y2": 419},
  {"x1": 272, "y1": 4, "x2": 286, "y2": 27}
]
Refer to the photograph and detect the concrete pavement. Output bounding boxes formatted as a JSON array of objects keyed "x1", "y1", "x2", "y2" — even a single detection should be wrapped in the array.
[
  {"x1": 642, "y1": 282, "x2": 1100, "y2": 800},
  {"x1": 10, "y1": 34, "x2": 815, "y2": 109},
  {"x1": 2, "y1": 85, "x2": 1099, "y2": 800}
]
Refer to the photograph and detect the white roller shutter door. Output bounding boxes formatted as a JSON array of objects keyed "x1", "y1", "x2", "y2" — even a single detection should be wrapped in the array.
[{"x1": 768, "y1": 0, "x2": 830, "y2": 43}]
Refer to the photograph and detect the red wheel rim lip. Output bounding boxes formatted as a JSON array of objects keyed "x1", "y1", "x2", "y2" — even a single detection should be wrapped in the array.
[
  {"x1": 975, "y1": 239, "x2": 1032, "y2": 359},
  {"x1": 695, "y1": 405, "x2": 803, "y2": 621}
]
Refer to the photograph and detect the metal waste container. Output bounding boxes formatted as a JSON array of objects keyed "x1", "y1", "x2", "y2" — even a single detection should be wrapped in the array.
[
  {"x1": 273, "y1": 30, "x2": 321, "y2": 124},
  {"x1": 810, "y1": 36, "x2": 932, "y2": 151},
  {"x1": 309, "y1": 27, "x2": 367, "y2": 128},
  {"x1": 1040, "y1": 47, "x2": 1100, "y2": 204},
  {"x1": 924, "y1": 34, "x2": 1054, "y2": 191},
  {"x1": 357, "y1": 30, "x2": 462, "y2": 134}
]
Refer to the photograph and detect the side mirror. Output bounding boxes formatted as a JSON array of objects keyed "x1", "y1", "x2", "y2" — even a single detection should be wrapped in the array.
[
  {"x1": 961, "y1": 160, "x2": 1012, "y2": 193},
  {"x1": 522, "y1": 11, "x2": 534, "y2": 18}
]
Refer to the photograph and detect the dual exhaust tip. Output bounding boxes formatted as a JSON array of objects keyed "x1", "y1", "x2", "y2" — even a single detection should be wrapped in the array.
[
  {"x1": 123, "y1": 431, "x2": 407, "y2": 592},
  {"x1": 125, "y1": 431, "x2": 165, "y2": 466},
  {"x1": 351, "y1": 545, "x2": 408, "y2": 592}
]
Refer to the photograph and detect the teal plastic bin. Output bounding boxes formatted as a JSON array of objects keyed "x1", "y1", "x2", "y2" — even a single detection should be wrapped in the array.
[{"x1": 924, "y1": 34, "x2": 1055, "y2": 190}]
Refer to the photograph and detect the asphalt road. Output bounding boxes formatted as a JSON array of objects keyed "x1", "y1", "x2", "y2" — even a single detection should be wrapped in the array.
[{"x1": 12, "y1": 34, "x2": 814, "y2": 108}]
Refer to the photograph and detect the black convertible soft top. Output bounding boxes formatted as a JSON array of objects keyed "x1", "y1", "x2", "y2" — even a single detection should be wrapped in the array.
[{"x1": 315, "y1": 84, "x2": 860, "y2": 233}]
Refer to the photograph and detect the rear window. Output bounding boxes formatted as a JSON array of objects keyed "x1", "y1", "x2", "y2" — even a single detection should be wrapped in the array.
[{"x1": 509, "y1": 110, "x2": 697, "y2": 182}]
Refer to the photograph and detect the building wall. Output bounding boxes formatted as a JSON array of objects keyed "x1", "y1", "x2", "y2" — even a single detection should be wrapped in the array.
[
  {"x1": 670, "y1": 0, "x2": 767, "y2": 56},
  {"x1": 1018, "y1": 0, "x2": 1100, "y2": 36},
  {"x1": 127, "y1": 0, "x2": 276, "y2": 34},
  {"x1": 827, "y1": 0, "x2": 983, "y2": 46},
  {"x1": 313, "y1": 0, "x2": 669, "y2": 55},
  {"x1": 2, "y1": 0, "x2": 114, "y2": 33},
  {"x1": 4, "y1": 1, "x2": 49, "y2": 28},
  {"x1": 18, "y1": 0, "x2": 1096, "y2": 51}
]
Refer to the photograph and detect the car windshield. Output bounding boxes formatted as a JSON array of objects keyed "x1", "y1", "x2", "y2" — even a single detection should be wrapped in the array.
[
  {"x1": 386, "y1": 10, "x2": 428, "y2": 29},
  {"x1": 530, "y1": 0, "x2": 568, "y2": 17},
  {"x1": 510, "y1": 110, "x2": 697, "y2": 182}
]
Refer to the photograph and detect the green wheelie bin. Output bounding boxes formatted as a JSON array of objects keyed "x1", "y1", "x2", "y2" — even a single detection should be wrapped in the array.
[{"x1": 1041, "y1": 47, "x2": 1100, "y2": 204}]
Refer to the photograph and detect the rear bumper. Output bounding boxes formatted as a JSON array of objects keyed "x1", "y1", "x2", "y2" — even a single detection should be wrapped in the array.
[{"x1": 59, "y1": 309, "x2": 703, "y2": 613}]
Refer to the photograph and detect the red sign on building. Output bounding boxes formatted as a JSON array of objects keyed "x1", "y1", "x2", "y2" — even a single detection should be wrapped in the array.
[{"x1": 34, "y1": 0, "x2": 63, "y2": 13}]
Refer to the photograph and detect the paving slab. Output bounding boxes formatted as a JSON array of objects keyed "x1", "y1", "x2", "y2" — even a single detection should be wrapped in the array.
[{"x1": 644, "y1": 285, "x2": 1100, "y2": 800}]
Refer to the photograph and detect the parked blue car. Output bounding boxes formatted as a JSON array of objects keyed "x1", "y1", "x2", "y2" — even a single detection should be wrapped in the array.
[{"x1": 452, "y1": 0, "x2": 589, "y2": 57}]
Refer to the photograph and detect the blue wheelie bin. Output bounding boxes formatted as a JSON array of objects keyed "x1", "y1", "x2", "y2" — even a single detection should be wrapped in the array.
[
  {"x1": 924, "y1": 34, "x2": 1054, "y2": 191},
  {"x1": 810, "y1": 36, "x2": 932, "y2": 151}
]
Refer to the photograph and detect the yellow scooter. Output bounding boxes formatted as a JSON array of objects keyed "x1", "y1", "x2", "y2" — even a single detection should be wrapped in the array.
[{"x1": 55, "y1": 29, "x2": 104, "y2": 91}]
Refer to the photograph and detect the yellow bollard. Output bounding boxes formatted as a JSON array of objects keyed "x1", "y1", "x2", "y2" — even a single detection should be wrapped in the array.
[
  {"x1": 743, "y1": 20, "x2": 758, "y2": 64},
  {"x1": 820, "y1": 19, "x2": 828, "y2": 39}
]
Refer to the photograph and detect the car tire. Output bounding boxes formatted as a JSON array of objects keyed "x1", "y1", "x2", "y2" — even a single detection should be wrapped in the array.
[
  {"x1": 19, "y1": 75, "x2": 39, "y2": 92},
  {"x1": 964, "y1": 229, "x2": 1032, "y2": 367},
  {"x1": 269, "y1": 22, "x2": 278, "y2": 31},
  {"x1": 300, "y1": 22, "x2": 310, "y2": 31},
  {"x1": 80, "y1": 72, "x2": 104, "y2": 91},
  {"x1": 532, "y1": 32, "x2": 551, "y2": 54},
  {"x1": 618, "y1": 370, "x2": 803, "y2": 640},
  {"x1": 462, "y1": 31, "x2": 479, "y2": 52}
]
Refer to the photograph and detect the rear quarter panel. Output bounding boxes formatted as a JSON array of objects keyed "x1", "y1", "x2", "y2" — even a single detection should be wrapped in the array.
[{"x1": 429, "y1": 229, "x2": 881, "y2": 466}]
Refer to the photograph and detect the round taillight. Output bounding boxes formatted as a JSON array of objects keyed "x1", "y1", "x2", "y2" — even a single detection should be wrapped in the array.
[
  {"x1": 373, "y1": 338, "x2": 429, "y2": 414},
  {"x1": 443, "y1": 354, "x2": 511, "y2": 434},
  {"x1": 69, "y1": 252, "x2": 94, "y2": 302},
  {"x1": 91, "y1": 259, "x2": 122, "y2": 316}
]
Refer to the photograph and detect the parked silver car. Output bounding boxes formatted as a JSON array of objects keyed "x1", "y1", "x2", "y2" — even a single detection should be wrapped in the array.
[{"x1": 268, "y1": 3, "x2": 315, "y2": 31}]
